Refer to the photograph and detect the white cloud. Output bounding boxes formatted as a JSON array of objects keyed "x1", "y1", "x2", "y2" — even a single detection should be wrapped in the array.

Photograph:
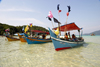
[
  {"x1": 0, "y1": 17, "x2": 47, "y2": 26},
  {"x1": 0, "y1": 8, "x2": 39, "y2": 13}
]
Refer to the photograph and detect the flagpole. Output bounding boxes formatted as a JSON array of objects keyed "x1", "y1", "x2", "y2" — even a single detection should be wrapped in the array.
[
  {"x1": 64, "y1": 15, "x2": 68, "y2": 35},
  {"x1": 66, "y1": 16, "x2": 68, "y2": 24},
  {"x1": 51, "y1": 21, "x2": 54, "y2": 28},
  {"x1": 58, "y1": 12, "x2": 61, "y2": 36},
  {"x1": 58, "y1": 12, "x2": 60, "y2": 21},
  {"x1": 57, "y1": 4, "x2": 61, "y2": 36},
  {"x1": 30, "y1": 24, "x2": 32, "y2": 37},
  {"x1": 48, "y1": 11, "x2": 54, "y2": 28},
  {"x1": 65, "y1": 5, "x2": 70, "y2": 34},
  {"x1": 30, "y1": 27, "x2": 32, "y2": 37}
]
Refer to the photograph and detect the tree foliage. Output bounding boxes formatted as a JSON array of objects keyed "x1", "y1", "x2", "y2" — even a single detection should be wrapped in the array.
[{"x1": 0, "y1": 23, "x2": 49, "y2": 35}]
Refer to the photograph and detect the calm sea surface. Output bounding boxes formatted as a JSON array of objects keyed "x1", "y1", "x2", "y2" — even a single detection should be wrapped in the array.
[{"x1": 0, "y1": 35, "x2": 100, "y2": 67}]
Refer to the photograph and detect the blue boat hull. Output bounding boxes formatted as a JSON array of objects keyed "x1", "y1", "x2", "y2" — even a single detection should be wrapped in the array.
[
  {"x1": 48, "y1": 28, "x2": 84, "y2": 51},
  {"x1": 24, "y1": 33, "x2": 52, "y2": 44}
]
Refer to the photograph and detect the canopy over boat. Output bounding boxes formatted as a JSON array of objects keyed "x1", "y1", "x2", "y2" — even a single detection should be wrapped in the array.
[
  {"x1": 14, "y1": 33, "x2": 24, "y2": 36},
  {"x1": 31, "y1": 30, "x2": 49, "y2": 34},
  {"x1": 53, "y1": 22, "x2": 81, "y2": 32}
]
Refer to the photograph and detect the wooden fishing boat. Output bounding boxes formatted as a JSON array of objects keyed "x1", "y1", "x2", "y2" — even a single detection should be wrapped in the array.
[
  {"x1": 48, "y1": 23, "x2": 84, "y2": 51},
  {"x1": 6, "y1": 36, "x2": 20, "y2": 41},
  {"x1": 90, "y1": 33, "x2": 95, "y2": 36},
  {"x1": 24, "y1": 30, "x2": 52, "y2": 44},
  {"x1": 18, "y1": 33, "x2": 26, "y2": 42}
]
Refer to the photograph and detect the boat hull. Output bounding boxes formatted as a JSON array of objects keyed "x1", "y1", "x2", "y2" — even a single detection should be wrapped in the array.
[
  {"x1": 18, "y1": 34, "x2": 26, "y2": 42},
  {"x1": 19, "y1": 37, "x2": 26, "y2": 42},
  {"x1": 24, "y1": 33, "x2": 52, "y2": 44},
  {"x1": 48, "y1": 28, "x2": 84, "y2": 51},
  {"x1": 6, "y1": 36, "x2": 20, "y2": 41},
  {"x1": 25, "y1": 37, "x2": 52, "y2": 44}
]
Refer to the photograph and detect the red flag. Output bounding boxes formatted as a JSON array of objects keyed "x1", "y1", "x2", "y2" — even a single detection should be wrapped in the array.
[
  {"x1": 66, "y1": 12, "x2": 69, "y2": 16},
  {"x1": 30, "y1": 23, "x2": 32, "y2": 27},
  {"x1": 58, "y1": 10, "x2": 61, "y2": 13}
]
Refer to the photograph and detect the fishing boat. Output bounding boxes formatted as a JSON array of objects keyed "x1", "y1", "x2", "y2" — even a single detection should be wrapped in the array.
[
  {"x1": 18, "y1": 33, "x2": 26, "y2": 42},
  {"x1": 90, "y1": 33, "x2": 95, "y2": 36},
  {"x1": 47, "y1": 4, "x2": 84, "y2": 51},
  {"x1": 24, "y1": 30, "x2": 52, "y2": 44},
  {"x1": 6, "y1": 36, "x2": 20, "y2": 41},
  {"x1": 48, "y1": 22, "x2": 84, "y2": 51}
]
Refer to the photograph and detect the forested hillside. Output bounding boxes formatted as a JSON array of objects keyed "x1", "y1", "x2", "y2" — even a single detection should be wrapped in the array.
[{"x1": 0, "y1": 23, "x2": 48, "y2": 35}]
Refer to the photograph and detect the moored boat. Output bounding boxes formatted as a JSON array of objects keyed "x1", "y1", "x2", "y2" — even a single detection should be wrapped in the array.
[
  {"x1": 48, "y1": 23, "x2": 84, "y2": 51},
  {"x1": 91, "y1": 33, "x2": 95, "y2": 36},
  {"x1": 47, "y1": 5, "x2": 84, "y2": 51},
  {"x1": 6, "y1": 36, "x2": 20, "y2": 41},
  {"x1": 18, "y1": 33, "x2": 26, "y2": 42},
  {"x1": 24, "y1": 30, "x2": 52, "y2": 44}
]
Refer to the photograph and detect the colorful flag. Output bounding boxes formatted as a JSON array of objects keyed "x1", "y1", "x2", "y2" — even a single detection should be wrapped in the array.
[
  {"x1": 57, "y1": 4, "x2": 60, "y2": 10},
  {"x1": 57, "y1": 4, "x2": 62, "y2": 13},
  {"x1": 30, "y1": 23, "x2": 32, "y2": 27},
  {"x1": 67, "y1": 6, "x2": 71, "y2": 12},
  {"x1": 47, "y1": 17, "x2": 52, "y2": 21},
  {"x1": 48, "y1": 11, "x2": 53, "y2": 18},
  {"x1": 22, "y1": 26, "x2": 24, "y2": 31},
  {"x1": 54, "y1": 28, "x2": 59, "y2": 35},
  {"x1": 5, "y1": 28, "x2": 10, "y2": 32},
  {"x1": 58, "y1": 10, "x2": 61, "y2": 13},
  {"x1": 53, "y1": 17, "x2": 61, "y2": 24},
  {"x1": 24, "y1": 25, "x2": 29, "y2": 33},
  {"x1": 66, "y1": 12, "x2": 69, "y2": 16}
]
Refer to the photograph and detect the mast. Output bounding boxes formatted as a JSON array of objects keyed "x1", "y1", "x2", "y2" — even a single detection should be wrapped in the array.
[
  {"x1": 57, "y1": 4, "x2": 61, "y2": 36},
  {"x1": 64, "y1": 6, "x2": 71, "y2": 35}
]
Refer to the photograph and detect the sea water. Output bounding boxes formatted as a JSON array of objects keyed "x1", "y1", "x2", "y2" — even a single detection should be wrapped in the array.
[{"x1": 0, "y1": 35, "x2": 100, "y2": 67}]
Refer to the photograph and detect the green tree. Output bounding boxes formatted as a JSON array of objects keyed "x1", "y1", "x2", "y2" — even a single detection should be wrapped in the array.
[{"x1": 0, "y1": 23, "x2": 49, "y2": 35}]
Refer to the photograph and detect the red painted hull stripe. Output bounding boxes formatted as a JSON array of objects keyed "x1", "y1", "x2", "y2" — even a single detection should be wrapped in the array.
[{"x1": 55, "y1": 47, "x2": 71, "y2": 51}]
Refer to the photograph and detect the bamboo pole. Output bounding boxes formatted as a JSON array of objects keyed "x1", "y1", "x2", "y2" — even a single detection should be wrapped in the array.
[
  {"x1": 65, "y1": 16, "x2": 68, "y2": 24},
  {"x1": 64, "y1": 16, "x2": 68, "y2": 34},
  {"x1": 51, "y1": 21, "x2": 54, "y2": 28},
  {"x1": 30, "y1": 27, "x2": 32, "y2": 37},
  {"x1": 58, "y1": 12, "x2": 61, "y2": 36}
]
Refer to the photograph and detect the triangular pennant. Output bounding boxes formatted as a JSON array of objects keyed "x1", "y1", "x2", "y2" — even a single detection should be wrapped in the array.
[
  {"x1": 57, "y1": 4, "x2": 60, "y2": 10},
  {"x1": 53, "y1": 17, "x2": 61, "y2": 24},
  {"x1": 67, "y1": 6, "x2": 71, "y2": 12}
]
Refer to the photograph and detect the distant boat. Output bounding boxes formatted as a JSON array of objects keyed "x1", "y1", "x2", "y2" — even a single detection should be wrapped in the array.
[
  {"x1": 18, "y1": 33, "x2": 26, "y2": 42},
  {"x1": 6, "y1": 36, "x2": 20, "y2": 41},
  {"x1": 24, "y1": 30, "x2": 52, "y2": 44},
  {"x1": 48, "y1": 23, "x2": 84, "y2": 51},
  {"x1": 5, "y1": 28, "x2": 20, "y2": 41},
  {"x1": 90, "y1": 33, "x2": 95, "y2": 36}
]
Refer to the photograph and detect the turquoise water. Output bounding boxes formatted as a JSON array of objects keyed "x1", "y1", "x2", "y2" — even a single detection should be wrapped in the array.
[{"x1": 0, "y1": 35, "x2": 100, "y2": 67}]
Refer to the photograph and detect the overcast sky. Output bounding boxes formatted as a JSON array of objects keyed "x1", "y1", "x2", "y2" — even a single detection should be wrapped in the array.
[{"x1": 0, "y1": 0, "x2": 100, "y2": 34}]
